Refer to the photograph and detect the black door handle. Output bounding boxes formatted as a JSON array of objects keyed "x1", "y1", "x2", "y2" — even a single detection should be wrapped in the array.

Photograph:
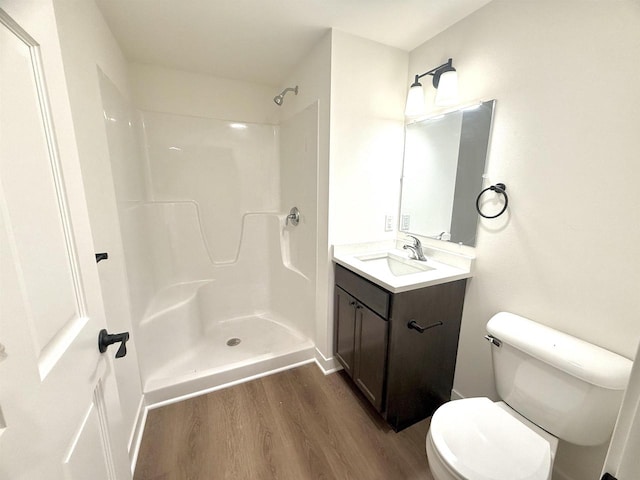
[
  {"x1": 98, "y1": 329, "x2": 130, "y2": 358},
  {"x1": 407, "y1": 320, "x2": 443, "y2": 333},
  {"x1": 602, "y1": 474, "x2": 618, "y2": 480}
]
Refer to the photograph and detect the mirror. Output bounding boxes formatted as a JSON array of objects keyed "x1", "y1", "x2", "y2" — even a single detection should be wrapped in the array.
[{"x1": 399, "y1": 100, "x2": 495, "y2": 247}]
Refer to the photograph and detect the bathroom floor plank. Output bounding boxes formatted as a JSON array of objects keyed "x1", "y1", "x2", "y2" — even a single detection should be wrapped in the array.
[
  {"x1": 262, "y1": 368, "x2": 346, "y2": 479},
  {"x1": 134, "y1": 363, "x2": 432, "y2": 480}
]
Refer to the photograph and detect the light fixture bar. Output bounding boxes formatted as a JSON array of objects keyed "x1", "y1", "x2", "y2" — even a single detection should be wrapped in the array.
[
  {"x1": 411, "y1": 58, "x2": 455, "y2": 89},
  {"x1": 406, "y1": 58, "x2": 458, "y2": 116}
]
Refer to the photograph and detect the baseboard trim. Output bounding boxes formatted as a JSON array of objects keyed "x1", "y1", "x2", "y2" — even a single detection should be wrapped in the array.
[
  {"x1": 314, "y1": 348, "x2": 342, "y2": 374},
  {"x1": 129, "y1": 396, "x2": 148, "y2": 475},
  {"x1": 450, "y1": 388, "x2": 465, "y2": 401},
  {"x1": 128, "y1": 396, "x2": 145, "y2": 453}
]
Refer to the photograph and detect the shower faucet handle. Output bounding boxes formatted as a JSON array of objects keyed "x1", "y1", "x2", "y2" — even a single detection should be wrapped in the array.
[{"x1": 286, "y1": 207, "x2": 300, "y2": 226}]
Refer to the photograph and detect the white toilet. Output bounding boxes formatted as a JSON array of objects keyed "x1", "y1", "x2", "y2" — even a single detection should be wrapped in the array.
[{"x1": 426, "y1": 312, "x2": 633, "y2": 480}]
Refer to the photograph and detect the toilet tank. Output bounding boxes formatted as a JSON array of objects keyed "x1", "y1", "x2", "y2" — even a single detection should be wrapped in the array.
[{"x1": 487, "y1": 312, "x2": 632, "y2": 446}]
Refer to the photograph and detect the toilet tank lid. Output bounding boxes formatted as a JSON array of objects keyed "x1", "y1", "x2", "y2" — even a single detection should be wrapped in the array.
[{"x1": 487, "y1": 312, "x2": 632, "y2": 390}]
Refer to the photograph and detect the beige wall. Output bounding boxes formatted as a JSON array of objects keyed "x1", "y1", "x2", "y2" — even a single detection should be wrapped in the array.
[
  {"x1": 52, "y1": 0, "x2": 144, "y2": 460},
  {"x1": 329, "y1": 30, "x2": 408, "y2": 246},
  {"x1": 129, "y1": 62, "x2": 279, "y2": 124},
  {"x1": 409, "y1": 2, "x2": 640, "y2": 479}
]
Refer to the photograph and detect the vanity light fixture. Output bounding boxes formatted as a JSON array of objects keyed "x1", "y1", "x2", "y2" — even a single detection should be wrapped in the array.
[{"x1": 405, "y1": 58, "x2": 458, "y2": 116}]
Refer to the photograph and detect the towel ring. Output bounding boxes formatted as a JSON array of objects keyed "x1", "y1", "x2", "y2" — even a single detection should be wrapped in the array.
[{"x1": 476, "y1": 183, "x2": 508, "y2": 219}]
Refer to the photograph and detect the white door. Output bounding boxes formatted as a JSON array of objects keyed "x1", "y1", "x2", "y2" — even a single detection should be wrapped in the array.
[
  {"x1": 0, "y1": 8, "x2": 131, "y2": 480},
  {"x1": 602, "y1": 340, "x2": 640, "y2": 480}
]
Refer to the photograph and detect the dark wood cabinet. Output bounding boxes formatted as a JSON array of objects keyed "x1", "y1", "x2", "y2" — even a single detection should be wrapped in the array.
[
  {"x1": 334, "y1": 263, "x2": 466, "y2": 431},
  {"x1": 334, "y1": 288, "x2": 356, "y2": 376},
  {"x1": 353, "y1": 299, "x2": 388, "y2": 410},
  {"x1": 385, "y1": 279, "x2": 467, "y2": 430},
  {"x1": 335, "y1": 285, "x2": 388, "y2": 411}
]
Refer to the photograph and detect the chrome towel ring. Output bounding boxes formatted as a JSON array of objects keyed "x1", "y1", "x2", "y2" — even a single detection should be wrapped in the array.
[{"x1": 476, "y1": 183, "x2": 508, "y2": 219}]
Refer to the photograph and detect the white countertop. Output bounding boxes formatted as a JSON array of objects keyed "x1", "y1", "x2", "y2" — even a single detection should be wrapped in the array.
[{"x1": 332, "y1": 240, "x2": 475, "y2": 293}]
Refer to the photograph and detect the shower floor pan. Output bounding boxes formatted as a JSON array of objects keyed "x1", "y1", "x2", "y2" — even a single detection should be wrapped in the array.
[{"x1": 143, "y1": 314, "x2": 315, "y2": 406}]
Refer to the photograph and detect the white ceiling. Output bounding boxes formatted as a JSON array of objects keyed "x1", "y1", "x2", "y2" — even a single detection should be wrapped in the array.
[{"x1": 95, "y1": 0, "x2": 492, "y2": 86}]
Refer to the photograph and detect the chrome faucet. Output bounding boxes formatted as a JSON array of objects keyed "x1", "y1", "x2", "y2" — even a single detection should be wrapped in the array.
[{"x1": 403, "y1": 235, "x2": 427, "y2": 261}]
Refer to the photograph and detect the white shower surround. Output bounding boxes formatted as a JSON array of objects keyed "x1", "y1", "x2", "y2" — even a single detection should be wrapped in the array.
[
  {"x1": 138, "y1": 202, "x2": 314, "y2": 404},
  {"x1": 135, "y1": 206, "x2": 315, "y2": 404},
  {"x1": 100, "y1": 75, "x2": 318, "y2": 405}
]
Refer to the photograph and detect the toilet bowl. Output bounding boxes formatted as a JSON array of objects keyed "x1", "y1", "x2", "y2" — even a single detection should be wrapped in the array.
[
  {"x1": 426, "y1": 398, "x2": 557, "y2": 480},
  {"x1": 425, "y1": 312, "x2": 632, "y2": 480}
]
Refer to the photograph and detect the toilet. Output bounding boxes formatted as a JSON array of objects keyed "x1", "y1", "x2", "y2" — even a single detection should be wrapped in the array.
[{"x1": 426, "y1": 312, "x2": 633, "y2": 480}]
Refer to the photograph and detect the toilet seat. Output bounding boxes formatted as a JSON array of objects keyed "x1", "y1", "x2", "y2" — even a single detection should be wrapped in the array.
[{"x1": 429, "y1": 397, "x2": 552, "y2": 480}]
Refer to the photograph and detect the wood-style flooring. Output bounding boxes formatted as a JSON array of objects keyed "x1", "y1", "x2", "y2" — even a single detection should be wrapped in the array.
[{"x1": 134, "y1": 363, "x2": 433, "y2": 480}]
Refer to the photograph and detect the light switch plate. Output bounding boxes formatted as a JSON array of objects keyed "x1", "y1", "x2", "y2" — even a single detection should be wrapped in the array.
[
  {"x1": 401, "y1": 215, "x2": 410, "y2": 231},
  {"x1": 384, "y1": 215, "x2": 394, "y2": 232}
]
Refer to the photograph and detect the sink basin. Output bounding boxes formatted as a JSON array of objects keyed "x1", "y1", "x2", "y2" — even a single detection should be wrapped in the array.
[
  {"x1": 333, "y1": 241, "x2": 474, "y2": 293},
  {"x1": 355, "y1": 252, "x2": 434, "y2": 277}
]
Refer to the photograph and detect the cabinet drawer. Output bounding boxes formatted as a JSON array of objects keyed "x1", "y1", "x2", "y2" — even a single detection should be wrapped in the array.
[{"x1": 335, "y1": 264, "x2": 390, "y2": 319}]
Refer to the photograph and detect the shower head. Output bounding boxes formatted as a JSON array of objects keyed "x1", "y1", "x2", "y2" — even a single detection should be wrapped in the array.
[{"x1": 273, "y1": 85, "x2": 298, "y2": 106}]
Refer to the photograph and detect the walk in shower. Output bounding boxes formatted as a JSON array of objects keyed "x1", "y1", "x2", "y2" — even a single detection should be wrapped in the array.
[{"x1": 99, "y1": 72, "x2": 318, "y2": 404}]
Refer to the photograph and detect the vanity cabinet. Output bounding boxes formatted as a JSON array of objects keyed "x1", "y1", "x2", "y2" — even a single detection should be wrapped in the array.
[
  {"x1": 334, "y1": 263, "x2": 466, "y2": 431},
  {"x1": 335, "y1": 287, "x2": 388, "y2": 410}
]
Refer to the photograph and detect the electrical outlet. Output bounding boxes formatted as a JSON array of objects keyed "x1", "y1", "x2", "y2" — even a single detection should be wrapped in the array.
[
  {"x1": 384, "y1": 215, "x2": 394, "y2": 232},
  {"x1": 401, "y1": 215, "x2": 410, "y2": 231}
]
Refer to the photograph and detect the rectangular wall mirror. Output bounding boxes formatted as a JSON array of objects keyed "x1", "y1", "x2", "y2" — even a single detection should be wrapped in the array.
[{"x1": 399, "y1": 99, "x2": 495, "y2": 247}]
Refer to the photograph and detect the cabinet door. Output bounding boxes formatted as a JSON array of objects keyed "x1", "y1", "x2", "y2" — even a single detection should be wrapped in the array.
[
  {"x1": 385, "y1": 279, "x2": 466, "y2": 431},
  {"x1": 335, "y1": 287, "x2": 356, "y2": 376},
  {"x1": 354, "y1": 304, "x2": 388, "y2": 412}
]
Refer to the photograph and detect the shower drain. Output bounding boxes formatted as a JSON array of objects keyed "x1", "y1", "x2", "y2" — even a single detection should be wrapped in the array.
[{"x1": 226, "y1": 338, "x2": 241, "y2": 347}]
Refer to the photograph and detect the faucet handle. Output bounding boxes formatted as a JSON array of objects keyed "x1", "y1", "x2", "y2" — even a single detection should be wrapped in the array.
[
  {"x1": 406, "y1": 234, "x2": 421, "y2": 247},
  {"x1": 286, "y1": 206, "x2": 300, "y2": 226},
  {"x1": 405, "y1": 235, "x2": 427, "y2": 261},
  {"x1": 403, "y1": 244, "x2": 417, "y2": 259}
]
